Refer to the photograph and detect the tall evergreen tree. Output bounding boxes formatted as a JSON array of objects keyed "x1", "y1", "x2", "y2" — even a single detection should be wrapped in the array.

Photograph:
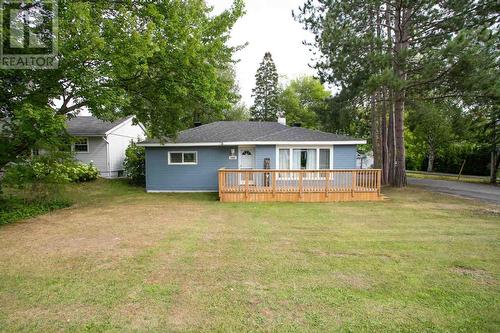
[
  {"x1": 295, "y1": 0, "x2": 498, "y2": 187},
  {"x1": 250, "y1": 52, "x2": 280, "y2": 121}
]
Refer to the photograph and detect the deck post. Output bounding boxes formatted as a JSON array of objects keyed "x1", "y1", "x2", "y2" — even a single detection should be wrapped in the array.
[
  {"x1": 299, "y1": 172, "x2": 303, "y2": 198},
  {"x1": 245, "y1": 171, "x2": 249, "y2": 199},
  {"x1": 272, "y1": 172, "x2": 276, "y2": 197},
  {"x1": 218, "y1": 169, "x2": 224, "y2": 201},
  {"x1": 218, "y1": 170, "x2": 222, "y2": 199},
  {"x1": 325, "y1": 172, "x2": 330, "y2": 198},
  {"x1": 377, "y1": 169, "x2": 381, "y2": 196},
  {"x1": 351, "y1": 171, "x2": 356, "y2": 197}
]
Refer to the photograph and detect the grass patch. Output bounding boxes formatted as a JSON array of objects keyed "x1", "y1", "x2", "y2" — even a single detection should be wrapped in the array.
[
  {"x1": 407, "y1": 170, "x2": 496, "y2": 184},
  {"x1": 0, "y1": 180, "x2": 499, "y2": 332},
  {"x1": 0, "y1": 196, "x2": 71, "y2": 225}
]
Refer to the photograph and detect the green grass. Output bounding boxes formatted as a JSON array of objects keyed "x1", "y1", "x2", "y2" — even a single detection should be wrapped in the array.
[
  {"x1": 0, "y1": 180, "x2": 499, "y2": 332},
  {"x1": 0, "y1": 196, "x2": 71, "y2": 225},
  {"x1": 407, "y1": 170, "x2": 497, "y2": 184}
]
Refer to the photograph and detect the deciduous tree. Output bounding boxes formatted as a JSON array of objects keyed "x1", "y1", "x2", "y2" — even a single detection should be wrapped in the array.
[
  {"x1": 1, "y1": 0, "x2": 244, "y2": 172},
  {"x1": 277, "y1": 76, "x2": 329, "y2": 129}
]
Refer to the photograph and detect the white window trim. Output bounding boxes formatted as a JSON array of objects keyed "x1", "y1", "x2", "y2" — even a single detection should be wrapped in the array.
[
  {"x1": 275, "y1": 146, "x2": 334, "y2": 170},
  {"x1": 72, "y1": 137, "x2": 89, "y2": 153},
  {"x1": 168, "y1": 151, "x2": 198, "y2": 165}
]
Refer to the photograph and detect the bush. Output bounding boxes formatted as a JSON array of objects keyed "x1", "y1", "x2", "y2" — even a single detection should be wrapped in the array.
[
  {"x1": 4, "y1": 155, "x2": 100, "y2": 188},
  {"x1": 124, "y1": 142, "x2": 145, "y2": 185}
]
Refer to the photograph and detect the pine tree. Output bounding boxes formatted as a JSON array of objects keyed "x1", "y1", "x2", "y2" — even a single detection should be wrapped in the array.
[
  {"x1": 295, "y1": 0, "x2": 498, "y2": 187},
  {"x1": 250, "y1": 52, "x2": 280, "y2": 121}
]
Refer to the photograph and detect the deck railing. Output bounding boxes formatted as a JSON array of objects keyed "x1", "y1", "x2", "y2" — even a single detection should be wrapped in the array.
[{"x1": 218, "y1": 169, "x2": 382, "y2": 202}]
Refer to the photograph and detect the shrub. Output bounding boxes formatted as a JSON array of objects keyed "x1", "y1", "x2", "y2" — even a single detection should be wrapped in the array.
[
  {"x1": 4, "y1": 155, "x2": 100, "y2": 188},
  {"x1": 124, "y1": 142, "x2": 145, "y2": 185}
]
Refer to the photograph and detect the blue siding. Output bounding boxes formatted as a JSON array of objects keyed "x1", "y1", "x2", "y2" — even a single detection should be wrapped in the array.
[
  {"x1": 146, "y1": 146, "x2": 238, "y2": 191},
  {"x1": 255, "y1": 145, "x2": 276, "y2": 169},
  {"x1": 145, "y1": 144, "x2": 359, "y2": 191},
  {"x1": 333, "y1": 145, "x2": 357, "y2": 169}
]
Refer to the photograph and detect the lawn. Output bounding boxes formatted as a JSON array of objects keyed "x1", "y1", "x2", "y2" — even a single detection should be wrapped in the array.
[
  {"x1": 0, "y1": 180, "x2": 499, "y2": 332},
  {"x1": 407, "y1": 170, "x2": 498, "y2": 184}
]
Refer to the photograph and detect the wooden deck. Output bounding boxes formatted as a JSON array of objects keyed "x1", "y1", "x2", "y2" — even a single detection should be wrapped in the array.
[{"x1": 218, "y1": 169, "x2": 382, "y2": 202}]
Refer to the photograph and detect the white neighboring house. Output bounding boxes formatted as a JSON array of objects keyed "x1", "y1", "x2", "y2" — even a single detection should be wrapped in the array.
[
  {"x1": 66, "y1": 116, "x2": 146, "y2": 178},
  {"x1": 357, "y1": 151, "x2": 374, "y2": 169}
]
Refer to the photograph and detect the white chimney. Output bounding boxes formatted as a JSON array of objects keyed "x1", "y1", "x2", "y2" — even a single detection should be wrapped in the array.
[{"x1": 277, "y1": 117, "x2": 286, "y2": 126}]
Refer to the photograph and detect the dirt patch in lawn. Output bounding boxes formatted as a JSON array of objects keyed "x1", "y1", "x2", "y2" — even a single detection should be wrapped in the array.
[{"x1": 451, "y1": 266, "x2": 497, "y2": 285}]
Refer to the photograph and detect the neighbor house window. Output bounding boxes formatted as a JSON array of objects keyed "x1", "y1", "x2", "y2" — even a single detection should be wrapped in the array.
[
  {"x1": 168, "y1": 151, "x2": 198, "y2": 165},
  {"x1": 278, "y1": 147, "x2": 332, "y2": 170},
  {"x1": 73, "y1": 138, "x2": 89, "y2": 152}
]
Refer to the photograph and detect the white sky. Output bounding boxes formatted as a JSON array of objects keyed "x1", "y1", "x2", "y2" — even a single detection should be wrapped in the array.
[{"x1": 207, "y1": 0, "x2": 317, "y2": 106}]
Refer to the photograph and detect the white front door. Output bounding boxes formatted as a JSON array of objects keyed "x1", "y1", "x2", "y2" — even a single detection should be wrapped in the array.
[{"x1": 239, "y1": 147, "x2": 255, "y2": 169}]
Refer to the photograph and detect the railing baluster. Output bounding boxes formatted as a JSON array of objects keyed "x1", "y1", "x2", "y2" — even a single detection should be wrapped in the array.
[
  {"x1": 299, "y1": 172, "x2": 303, "y2": 198},
  {"x1": 351, "y1": 170, "x2": 356, "y2": 196},
  {"x1": 325, "y1": 171, "x2": 330, "y2": 197}
]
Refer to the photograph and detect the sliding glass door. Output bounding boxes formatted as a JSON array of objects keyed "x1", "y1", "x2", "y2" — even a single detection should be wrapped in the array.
[{"x1": 278, "y1": 148, "x2": 332, "y2": 170}]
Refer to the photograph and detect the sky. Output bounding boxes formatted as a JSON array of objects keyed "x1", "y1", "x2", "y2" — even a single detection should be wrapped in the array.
[{"x1": 207, "y1": 0, "x2": 317, "y2": 106}]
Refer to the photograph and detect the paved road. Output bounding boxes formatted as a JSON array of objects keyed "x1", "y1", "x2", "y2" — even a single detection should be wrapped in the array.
[{"x1": 408, "y1": 177, "x2": 500, "y2": 205}]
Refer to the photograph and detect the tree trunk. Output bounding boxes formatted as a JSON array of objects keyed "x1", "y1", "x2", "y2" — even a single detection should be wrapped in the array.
[
  {"x1": 490, "y1": 149, "x2": 499, "y2": 185},
  {"x1": 387, "y1": 89, "x2": 396, "y2": 183},
  {"x1": 371, "y1": 6, "x2": 383, "y2": 170},
  {"x1": 490, "y1": 120, "x2": 498, "y2": 184},
  {"x1": 385, "y1": 2, "x2": 396, "y2": 185},
  {"x1": 392, "y1": 91, "x2": 407, "y2": 187},
  {"x1": 381, "y1": 89, "x2": 389, "y2": 184},
  {"x1": 391, "y1": 5, "x2": 408, "y2": 187},
  {"x1": 370, "y1": 93, "x2": 382, "y2": 169},
  {"x1": 427, "y1": 147, "x2": 435, "y2": 172}
]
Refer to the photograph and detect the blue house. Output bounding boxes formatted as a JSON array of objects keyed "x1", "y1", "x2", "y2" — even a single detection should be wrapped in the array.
[{"x1": 139, "y1": 121, "x2": 369, "y2": 197}]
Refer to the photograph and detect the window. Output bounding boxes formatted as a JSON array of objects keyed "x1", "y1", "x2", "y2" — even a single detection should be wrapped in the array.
[
  {"x1": 279, "y1": 149, "x2": 289, "y2": 169},
  {"x1": 278, "y1": 147, "x2": 332, "y2": 170},
  {"x1": 168, "y1": 151, "x2": 198, "y2": 165},
  {"x1": 293, "y1": 149, "x2": 317, "y2": 170},
  {"x1": 319, "y1": 149, "x2": 330, "y2": 169},
  {"x1": 73, "y1": 138, "x2": 88, "y2": 152}
]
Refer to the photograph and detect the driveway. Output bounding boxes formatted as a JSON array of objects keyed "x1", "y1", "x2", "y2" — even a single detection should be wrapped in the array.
[{"x1": 408, "y1": 177, "x2": 500, "y2": 205}]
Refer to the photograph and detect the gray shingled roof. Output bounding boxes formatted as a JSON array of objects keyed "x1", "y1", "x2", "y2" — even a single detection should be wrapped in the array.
[
  {"x1": 140, "y1": 121, "x2": 362, "y2": 145},
  {"x1": 66, "y1": 116, "x2": 131, "y2": 136}
]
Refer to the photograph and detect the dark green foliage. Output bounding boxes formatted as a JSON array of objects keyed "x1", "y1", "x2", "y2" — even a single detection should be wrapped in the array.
[
  {"x1": 295, "y1": 0, "x2": 499, "y2": 185},
  {"x1": 434, "y1": 147, "x2": 491, "y2": 176},
  {"x1": 407, "y1": 141, "x2": 492, "y2": 176},
  {"x1": 319, "y1": 93, "x2": 371, "y2": 139},
  {"x1": 0, "y1": 104, "x2": 67, "y2": 171},
  {"x1": 124, "y1": 142, "x2": 146, "y2": 185},
  {"x1": 250, "y1": 52, "x2": 280, "y2": 121},
  {"x1": 0, "y1": 197, "x2": 71, "y2": 225},
  {"x1": 4, "y1": 155, "x2": 99, "y2": 187},
  {"x1": 1, "y1": 0, "x2": 245, "y2": 168},
  {"x1": 277, "y1": 76, "x2": 330, "y2": 129},
  {"x1": 407, "y1": 102, "x2": 454, "y2": 172},
  {"x1": 223, "y1": 103, "x2": 250, "y2": 121}
]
